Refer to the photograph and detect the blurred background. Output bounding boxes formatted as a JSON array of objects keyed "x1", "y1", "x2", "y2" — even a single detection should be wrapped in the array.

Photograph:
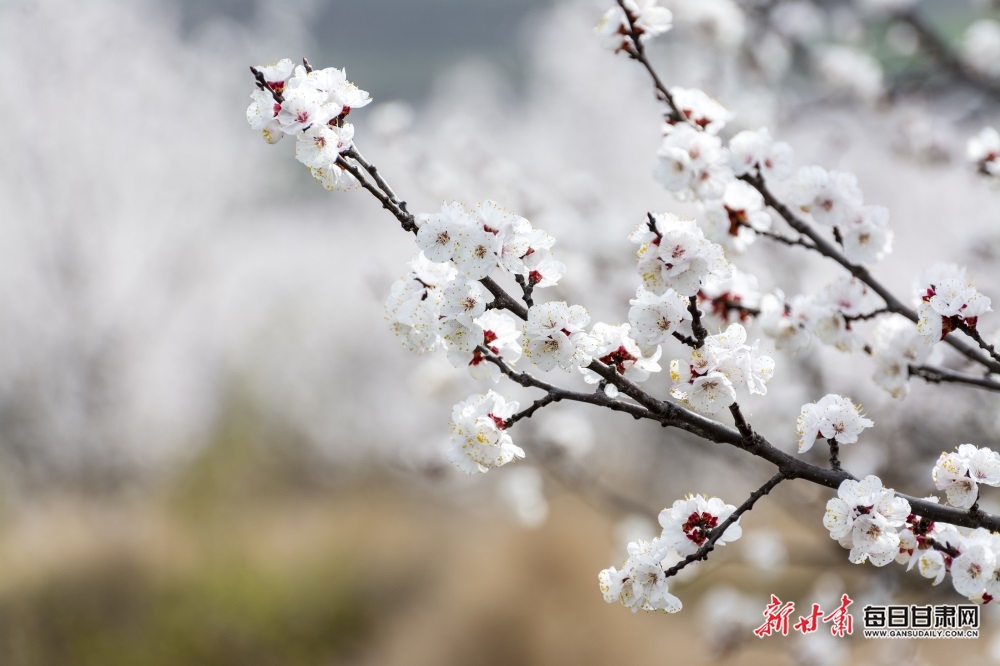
[{"x1": 3, "y1": 0, "x2": 1000, "y2": 663}]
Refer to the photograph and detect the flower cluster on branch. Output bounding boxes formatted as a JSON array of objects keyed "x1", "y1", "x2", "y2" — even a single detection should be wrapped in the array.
[{"x1": 245, "y1": 0, "x2": 1000, "y2": 616}]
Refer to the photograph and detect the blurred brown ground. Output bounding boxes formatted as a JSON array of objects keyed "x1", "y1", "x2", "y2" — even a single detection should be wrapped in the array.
[{"x1": 0, "y1": 436, "x2": 993, "y2": 666}]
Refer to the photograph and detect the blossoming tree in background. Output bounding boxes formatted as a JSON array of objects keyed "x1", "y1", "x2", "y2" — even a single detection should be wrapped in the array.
[{"x1": 246, "y1": 0, "x2": 1000, "y2": 618}]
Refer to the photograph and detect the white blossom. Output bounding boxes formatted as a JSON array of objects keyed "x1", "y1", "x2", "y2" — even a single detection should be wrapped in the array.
[
  {"x1": 759, "y1": 290, "x2": 812, "y2": 353},
  {"x1": 669, "y1": 87, "x2": 732, "y2": 135},
  {"x1": 870, "y1": 315, "x2": 936, "y2": 398},
  {"x1": 246, "y1": 89, "x2": 283, "y2": 144},
  {"x1": 967, "y1": 127, "x2": 1000, "y2": 178},
  {"x1": 788, "y1": 165, "x2": 864, "y2": 228},
  {"x1": 659, "y1": 495, "x2": 742, "y2": 557},
  {"x1": 823, "y1": 476, "x2": 910, "y2": 567},
  {"x1": 597, "y1": 0, "x2": 673, "y2": 53},
  {"x1": 933, "y1": 444, "x2": 1000, "y2": 510},
  {"x1": 701, "y1": 180, "x2": 772, "y2": 254},
  {"x1": 839, "y1": 205, "x2": 893, "y2": 265},
  {"x1": 951, "y1": 541, "x2": 996, "y2": 599},
  {"x1": 728, "y1": 128, "x2": 794, "y2": 180},
  {"x1": 598, "y1": 538, "x2": 682, "y2": 613},
  {"x1": 523, "y1": 301, "x2": 594, "y2": 372},
  {"x1": 628, "y1": 286, "x2": 691, "y2": 349},
  {"x1": 796, "y1": 394, "x2": 873, "y2": 453},
  {"x1": 631, "y1": 212, "x2": 732, "y2": 297},
  {"x1": 654, "y1": 124, "x2": 733, "y2": 201},
  {"x1": 294, "y1": 122, "x2": 353, "y2": 168},
  {"x1": 385, "y1": 254, "x2": 456, "y2": 354},
  {"x1": 446, "y1": 391, "x2": 524, "y2": 474},
  {"x1": 670, "y1": 323, "x2": 774, "y2": 414},
  {"x1": 441, "y1": 280, "x2": 490, "y2": 328},
  {"x1": 915, "y1": 266, "x2": 992, "y2": 341},
  {"x1": 581, "y1": 323, "x2": 661, "y2": 385}
]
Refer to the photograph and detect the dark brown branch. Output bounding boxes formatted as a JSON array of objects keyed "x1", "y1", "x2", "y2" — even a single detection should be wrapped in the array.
[
  {"x1": 514, "y1": 273, "x2": 535, "y2": 308},
  {"x1": 956, "y1": 320, "x2": 1000, "y2": 366},
  {"x1": 672, "y1": 331, "x2": 698, "y2": 347},
  {"x1": 249, "y1": 65, "x2": 283, "y2": 103},
  {"x1": 924, "y1": 537, "x2": 961, "y2": 559},
  {"x1": 845, "y1": 308, "x2": 890, "y2": 323},
  {"x1": 729, "y1": 402, "x2": 753, "y2": 440},
  {"x1": 910, "y1": 364, "x2": 1000, "y2": 394},
  {"x1": 479, "y1": 348, "x2": 654, "y2": 423},
  {"x1": 505, "y1": 393, "x2": 560, "y2": 428},
  {"x1": 755, "y1": 227, "x2": 816, "y2": 250},
  {"x1": 828, "y1": 438, "x2": 841, "y2": 472},
  {"x1": 688, "y1": 296, "x2": 708, "y2": 348}
]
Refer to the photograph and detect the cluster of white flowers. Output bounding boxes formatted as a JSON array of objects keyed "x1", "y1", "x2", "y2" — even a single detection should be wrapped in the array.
[
  {"x1": 869, "y1": 315, "x2": 937, "y2": 398},
  {"x1": 385, "y1": 253, "x2": 457, "y2": 354},
  {"x1": 796, "y1": 394, "x2": 874, "y2": 453},
  {"x1": 895, "y1": 508, "x2": 958, "y2": 586},
  {"x1": 596, "y1": 0, "x2": 673, "y2": 53},
  {"x1": 697, "y1": 269, "x2": 761, "y2": 328},
  {"x1": 655, "y1": 123, "x2": 732, "y2": 201},
  {"x1": 599, "y1": 494, "x2": 741, "y2": 613},
  {"x1": 246, "y1": 58, "x2": 371, "y2": 190},
  {"x1": 446, "y1": 391, "x2": 524, "y2": 474},
  {"x1": 580, "y1": 323, "x2": 661, "y2": 390},
  {"x1": 967, "y1": 126, "x2": 1000, "y2": 179},
  {"x1": 896, "y1": 511, "x2": 1000, "y2": 602},
  {"x1": 824, "y1": 475, "x2": 910, "y2": 566},
  {"x1": 417, "y1": 200, "x2": 564, "y2": 285},
  {"x1": 758, "y1": 289, "x2": 813, "y2": 353},
  {"x1": 759, "y1": 277, "x2": 873, "y2": 354},
  {"x1": 932, "y1": 444, "x2": 1000, "y2": 510},
  {"x1": 630, "y1": 212, "x2": 732, "y2": 296},
  {"x1": 669, "y1": 323, "x2": 774, "y2": 415},
  {"x1": 826, "y1": 467, "x2": 1000, "y2": 602},
  {"x1": 627, "y1": 286, "x2": 691, "y2": 349},
  {"x1": 788, "y1": 166, "x2": 892, "y2": 265},
  {"x1": 523, "y1": 302, "x2": 594, "y2": 372},
  {"x1": 914, "y1": 263, "x2": 992, "y2": 341},
  {"x1": 948, "y1": 533, "x2": 1000, "y2": 602},
  {"x1": 700, "y1": 180, "x2": 773, "y2": 254},
  {"x1": 728, "y1": 128, "x2": 794, "y2": 181},
  {"x1": 598, "y1": 538, "x2": 683, "y2": 613}
]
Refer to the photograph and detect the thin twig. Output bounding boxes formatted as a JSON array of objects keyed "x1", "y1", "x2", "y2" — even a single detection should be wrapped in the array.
[
  {"x1": 506, "y1": 393, "x2": 560, "y2": 428},
  {"x1": 514, "y1": 273, "x2": 535, "y2": 308},
  {"x1": 755, "y1": 227, "x2": 816, "y2": 250},
  {"x1": 910, "y1": 364, "x2": 1000, "y2": 394},
  {"x1": 845, "y1": 308, "x2": 890, "y2": 323},
  {"x1": 956, "y1": 320, "x2": 1000, "y2": 366}
]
